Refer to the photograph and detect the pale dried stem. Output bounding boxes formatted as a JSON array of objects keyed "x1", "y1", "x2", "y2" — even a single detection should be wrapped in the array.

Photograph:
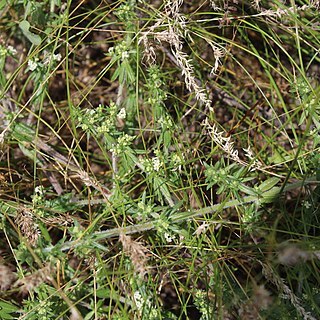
[{"x1": 34, "y1": 138, "x2": 111, "y2": 199}]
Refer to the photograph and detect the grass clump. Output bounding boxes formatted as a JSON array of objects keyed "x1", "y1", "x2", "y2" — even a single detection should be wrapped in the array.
[{"x1": 0, "y1": 0, "x2": 320, "y2": 319}]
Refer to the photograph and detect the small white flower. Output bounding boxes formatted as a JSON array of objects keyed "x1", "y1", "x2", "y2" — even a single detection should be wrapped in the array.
[
  {"x1": 44, "y1": 53, "x2": 61, "y2": 65},
  {"x1": 152, "y1": 157, "x2": 162, "y2": 171},
  {"x1": 133, "y1": 291, "x2": 144, "y2": 311},
  {"x1": 28, "y1": 59, "x2": 38, "y2": 71},
  {"x1": 303, "y1": 201, "x2": 311, "y2": 209},
  {"x1": 121, "y1": 51, "x2": 129, "y2": 60},
  {"x1": 117, "y1": 108, "x2": 126, "y2": 119},
  {"x1": 172, "y1": 153, "x2": 184, "y2": 171},
  {"x1": 139, "y1": 158, "x2": 153, "y2": 173},
  {"x1": 34, "y1": 185, "x2": 44, "y2": 196},
  {"x1": 53, "y1": 53, "x2": 62, "y2": 61},
  {"x1": 7, "y1": 45, "x2": 17, "y2": 55},
  {"x1": 164, "y1": 232, "x2": 175, "y2": 243}
]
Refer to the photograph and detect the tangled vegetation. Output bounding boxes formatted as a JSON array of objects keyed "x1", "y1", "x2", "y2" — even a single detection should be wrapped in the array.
[{"x1": 0, "y1": 0, "x2": 320, "y2": 319}]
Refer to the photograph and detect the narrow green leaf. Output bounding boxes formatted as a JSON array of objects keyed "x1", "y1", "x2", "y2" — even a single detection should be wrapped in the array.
[
  {"x1": 38, "y1": 222, "x2": 52, "y2": 243},
  {"x1": 96, "y1": 288, "x2": 111, "y2": 298},
  {"x1": 19, "y1": 20, "x2": 41, "y2": 46},
  {"x1": 261, "y1": 186, "x2": 281, "y2": 203},
  {"x1": 258, "y1": 177, "x2": 280, "y2": 192},
  {"x1": 0, "y1": 0, "x2": 6, "y2": 10},
  {"x1": 0, "y1": 300, "x2": 19, "y2": 319}
]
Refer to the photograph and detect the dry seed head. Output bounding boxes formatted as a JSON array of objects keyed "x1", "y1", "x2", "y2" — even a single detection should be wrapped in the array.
[
  {"x1": 139, "y1": 0, "x2": 214, "y2": 110},
  {"x1": 203, "y1": 118, "x2": 243, "y2": 165},
  {"x1": 15, "y1": 209, "x2": 40, "y2": 246},
  {"x1": 278, "y1": 245, "x2": 311, "y2": 266},
  {"x1": 77, "y1": 169, "x2": 110, "y2": 198},
  {"x1": 259, "y1": 4, "x2": 316, "y2": 20},
  {"x1": 204, "y1": 118, "x2": 263, "y2": 169},
  {"x1": 194, "y1": 222, "x2": 210, "y2": 236},
  {"x1": 252, "y1": 285, "x2": 272, "y2": 310},
  {"x1": 260, "y1": 261, "x2": 317, "y2": 320},
  {"x1": 140, "y1": 36, "x2": 156, "y2": 65},
  {"x1": 0, "y1": 264, "x2": 17, "y2": 290},
  {"x1": 251, "y1": 0, "x2": 261, "y2": 10},
  {"x1": 119, "y1": 233, "x2": 149, "y2": 277},
  {"x1": 238, "y1": 285, "x2": 272, "y2": 319},
  {"x1": 209, "y1": 44, "x2": 225, "y2": 75},
  {"x1": 210, "y1": 0, "x2": 223, "y2": 11},
  {"x1": 14, "y1": 264, "x2": 53, "y2": 295},
  {"x1": 42, "y1": 214, "x2": 73, "y2": 227},
  {"x1": 171, "y1": 48, "x2": 211, "y2": 108},
  {"x1": 165, "y1": 0, "x2": 184, "y2": 20},
  {"x1": 77, "y1": 169, "x2": 94, "y2": 187}
]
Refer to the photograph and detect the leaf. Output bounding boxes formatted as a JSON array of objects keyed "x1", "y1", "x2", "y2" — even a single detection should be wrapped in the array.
[
  {"x1": 111, "y1": 64, "x2": 120, "y2": 81},
  {"x1": 0, "y1": 300, "x2": 19, "y2": 319},
  {"x1": 153, "y1": 176, "x2": 174, "y2": 206},
  {"x1": 18, "y1": 143, "x2": 37, "y2": 161},
  {"x1": 258, "y1": 177, "x2": 280, "y2": 192},
  {"x1": 261, "y1": 186, "x2": 281, "y2": 203},
  {"x1": 0, "y1": 0, "x2": 6, "y2": 10},
  {"x1": 12, "y1": 122, "x2": 35, "y2": 143},
  {"x1": 163, "y1": 130, "x2": 172, "y2": 149},
  {"x1": 96, "y1": 288, "x2": 111, "y2": 298},
  {"x1": 19, "y1": 20, "x2": 41, "y2": 46},
  {"x1": 122, "y1": 149, "x2": 136, "y2": 170},
  {"x1": 46, "y1": 193, "x2": 79, "y2": 212},
  {"x1": 238, "y1": 184, "x2": 257, "y2": 196},
  {"x1": 38, "y1": 222, "x2": 52, "y2": 243},
  {"x1": 84, "y1": 311, "x2": 95, "y2": 320},
  {"x1": 160, "y1": 182, "x2": 174, "y2": 207}
]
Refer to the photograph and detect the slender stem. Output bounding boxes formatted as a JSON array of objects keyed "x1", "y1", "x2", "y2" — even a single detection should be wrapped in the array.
[
  {"x1": 21, "y1": 175, "x2": 320, "y2": 254},
  {"x1": 57, "y1": 195, "x2": 258, "y2": 252}
]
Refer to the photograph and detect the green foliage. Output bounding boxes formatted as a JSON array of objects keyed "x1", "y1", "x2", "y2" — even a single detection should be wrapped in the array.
[
  {"x1": 19, "y1": 20, "x2": 41, "y2": 45},
  {"x1": 1, "y1": 0, "x2": 320, "y2": 319},
  {"x1": 0, "y1": 300, "x2": 19, "y2": 319}
]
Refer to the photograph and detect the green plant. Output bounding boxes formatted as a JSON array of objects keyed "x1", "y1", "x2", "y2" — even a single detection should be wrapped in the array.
[{"x1": 0, "y1": 0, "x2": 320, "y2": 319}]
